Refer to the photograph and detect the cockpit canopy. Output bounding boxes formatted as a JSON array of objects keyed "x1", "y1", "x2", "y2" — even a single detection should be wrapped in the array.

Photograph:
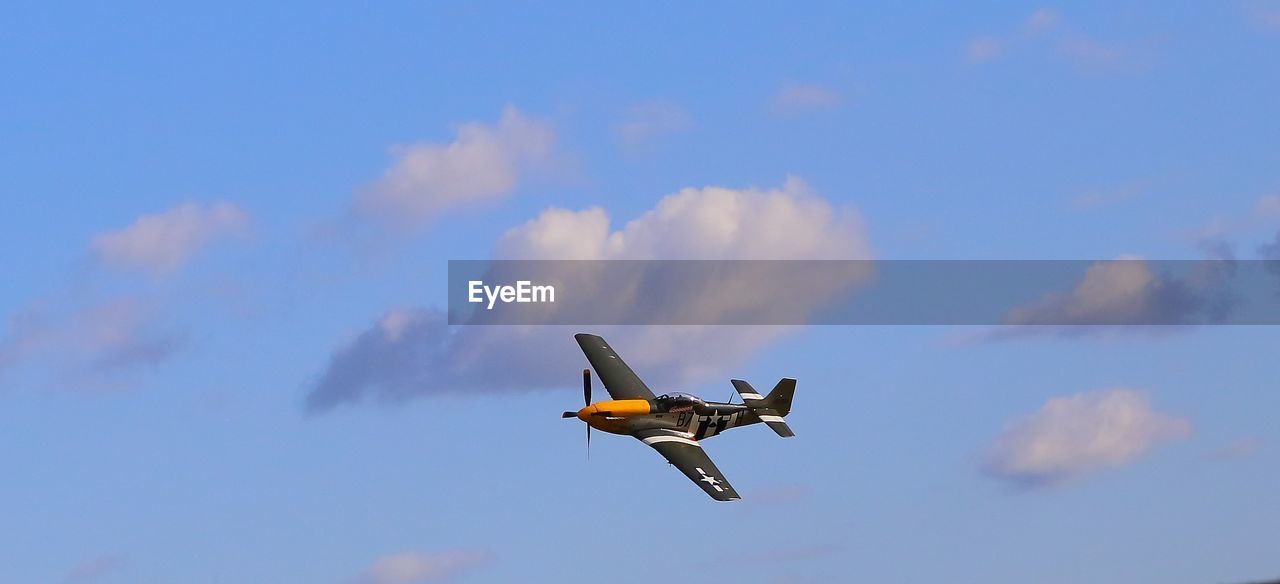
[{"x1": 656, "y1": 392, "x2": 705, "y2": 412}]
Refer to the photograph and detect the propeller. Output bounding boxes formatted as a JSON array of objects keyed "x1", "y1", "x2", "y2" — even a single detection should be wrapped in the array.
[
  {"x1": 561, "y1": 369, "x2": 593, "y2": 459},
  {"x1": 584, "y1": 368, "x2": 591, "y2": 459}
]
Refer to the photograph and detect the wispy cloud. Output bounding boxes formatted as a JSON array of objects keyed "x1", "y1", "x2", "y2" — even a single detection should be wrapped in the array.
[
  {"x1": 306, "y1": 177, "x2": 870, "y2": 411},
  {"x1": 1024, "y1": 7, "x2": 1060, "y2": 32},
  {"x1": 772, "y1": 81, "x2": 842, "y2": 111},
  {"x1": 63, "y1": 554, "x2": 125, "y2": 583},
  {"x1": 615, "y1": 100, "x2": 693, "y2": 151},
  {"x1": 1256, "y1": 194, "x2": 1280, "y2": 217},
  {"x1": 1248, "y1": 3, "x2": 1280, "y2": 30},
  {"x1": 0, "y1": 296, "x2": 186, "y2": 390},
  {"x1": 966, "y1": 8, "x2": 1148, "y2": 71},
  {"x1": 5, "y1": 200, "x2": 245, "y2": 389},
  {"x1": 966, "y1": 36, "x2": 1004, "y2": 62},
  {"x1": 980, "y1": 256, "x2": 1236, "y2": 340},
  {"x1": 356, "y1": 106, "x2": 554, "y2": 228},
  {"x1": 1210, "y1": 437, "x2": 1263, "y2": 461},
  {"x1": 91, "y1": 201, "x2": 248, "y2": 274},
  {"x1": 984, "y1": 388, "x2": 1191, "y2": 487},
  {"x1": 353, "y1": 550, "x2": 490, "y2": 584},
  {"x1": 966, "y1": 8, "x2": 1059, "y2": 63}
]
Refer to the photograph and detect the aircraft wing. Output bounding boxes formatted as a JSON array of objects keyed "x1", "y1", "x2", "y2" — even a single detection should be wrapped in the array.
[
  {"x1": 634, "y1": 430, "x2": 740, "y2": 501},
  {"x1": 574, "y1": 333, "x2": 656, "y2": 401}
]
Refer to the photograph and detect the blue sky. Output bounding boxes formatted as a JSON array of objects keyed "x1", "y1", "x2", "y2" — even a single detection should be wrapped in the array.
[{"x1": 2, "y1": 2, "x2": 1279, "y2": 583}]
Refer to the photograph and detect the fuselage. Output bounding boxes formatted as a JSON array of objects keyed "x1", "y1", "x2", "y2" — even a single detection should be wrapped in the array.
[{"x1": 576, "y1": 397, "x2": 760, "y2": 440}]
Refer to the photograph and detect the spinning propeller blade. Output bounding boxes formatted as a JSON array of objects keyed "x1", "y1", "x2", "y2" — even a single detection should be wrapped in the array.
[
  {"x1": 584, "y1": 368, "x2": 592, "y2": 459},
  {"x1": 562, "y1": 369, "x2": 594, "y2": 459}
]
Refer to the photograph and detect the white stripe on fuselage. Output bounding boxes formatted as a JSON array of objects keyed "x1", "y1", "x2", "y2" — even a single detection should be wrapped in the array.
[
  {"x1": 681, "y1": 411, "x2": 746, "y2": 440},
  {"x1": 641, "y1": 435, "x2": 700, "y2": 447}
]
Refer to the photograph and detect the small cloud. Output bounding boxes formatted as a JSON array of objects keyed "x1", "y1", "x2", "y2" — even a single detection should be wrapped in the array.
[
  {"x1": 966, "y1": 36, "x2": 1004, "y2": 62},
  {"x1": 984, "y1": 388, "x2": 1191, "y2": 487},
  {"x1": 1256, "y1": 194, "x2": 1280, "y2": 217},
  {"x1": 305, "y1": 308, "x2": 453, "y2": 411},
  {"x1": 772, "y1": 81, "x2": 842, "y2": 111},
  {"x1": 1249, "y1": 4, "x2": 1280, "y2": 30},
  {"x1": 356, "y1": 106, "x2": 554, "y2": 228},
  {"x1": 64, "y1": 555, "x2": 125, "y2": 583},
  {"x1": 0, "y1": 296, "x2": 186, "y2": 389},
  {"x1": 354, "y1": 550, "x2": 490, "y2": 584},
  {"x1": 966, "y1": 8, "x2": 1057, "y2": 62},
  {"x1": 82, "y1": 298, "x2": 187, "y2": 372},
  {"x1": 615, "y1": 100, "x2": 693, "y2": 151},
  {"x1": 1210, "y1": 437, "x2": 1263, "y2": 461},
  {"x1": 967, "y1": 8, "x2": 1148, "y2": 70},
  {"x1": 1024, "y1": 8, "x2": 1060, "y2": 33},
  {"x1": 91, "y1": 201, "x2": 248, "y2": 274},
  {"x1": 983, "y1": 256, "x2": 1237, "y2": 339}
]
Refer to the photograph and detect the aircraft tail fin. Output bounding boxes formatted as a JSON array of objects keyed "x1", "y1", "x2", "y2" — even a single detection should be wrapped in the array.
[
  {"x1": 731, "y1": 378, "x2": 796, "y2": 438},
  {"x1": 762, "y1": 378, "x2": 796, "y2": 416}
]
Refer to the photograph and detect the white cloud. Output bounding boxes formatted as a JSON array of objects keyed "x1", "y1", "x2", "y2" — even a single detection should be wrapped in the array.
[
  {"x1": 356, "y1": 106, "x2": 554, "y2": 226},
  {"x1": 496, "y1": 176, "x2": 868, "y2": 260},
  {"x1": 984, "y1": 256, "x2": 1236, "y2": 338},
  {"x1": 0, "y1": 296, "x2": 185, "y2": 389},
  {"x1": 92, "y1": 202, "x2": 248, "y2": 273},
  {"x1": 1014, "y1": 257, "x2": 1156, "y2": 323},
  {"x1": 355, "y1": 550, "x2": 489, "y2": 584},
  {"x1": 307, "y1": 178, "x2": 870, "y2": 410},
  {"x1": 772, "y1": 82, "x2": 841, "y2": 111},
  {"x1": 615, "y1": 100, "x2": 693, "y2": 150},
  {"x1": 985, "y1": 388, "x2": 1191, "y2": 487}
]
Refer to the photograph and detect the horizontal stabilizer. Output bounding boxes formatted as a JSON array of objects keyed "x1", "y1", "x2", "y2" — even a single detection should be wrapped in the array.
[
  {"x1": 733, "y1": 378, "x2": 797, "y2": 438},
  {"x1": 731, "y1": 379, "x2": 765, "y2": 402},
  {"x1": 756, "y1": 410, "x2": 795, "y2": 438}
]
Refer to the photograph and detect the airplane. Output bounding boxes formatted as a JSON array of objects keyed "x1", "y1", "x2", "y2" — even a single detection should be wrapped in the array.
[{"x1": 563, "y1": 333, "x2": 796, "y2": 501}]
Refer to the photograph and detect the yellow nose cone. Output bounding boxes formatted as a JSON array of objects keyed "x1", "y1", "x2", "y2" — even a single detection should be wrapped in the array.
[{"x1": 576, "y1": 400, "x2": 651, "y2": 421}]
